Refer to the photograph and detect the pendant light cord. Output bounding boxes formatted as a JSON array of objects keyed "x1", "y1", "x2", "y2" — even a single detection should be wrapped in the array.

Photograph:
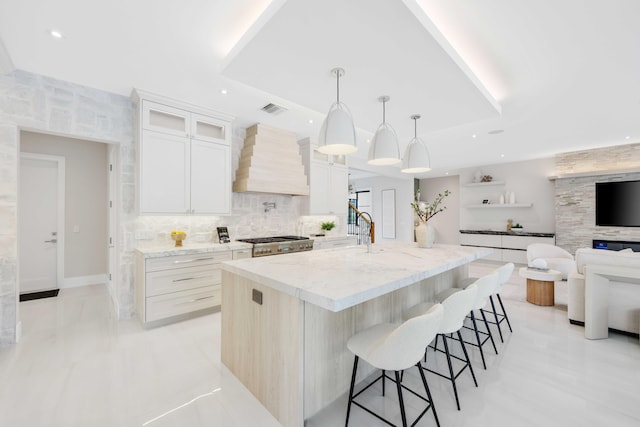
[
  {"x1": 414, "y1": 117, "x2": 417, "y2": 138},
  {"x1": 336, "y1": 71, "x2": 340, "y2": 104},
  {"x1": 382, "y1": 99, "x2": 386, "y2": 124}
]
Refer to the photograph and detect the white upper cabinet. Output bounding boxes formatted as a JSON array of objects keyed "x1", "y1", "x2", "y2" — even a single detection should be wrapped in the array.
[
  {"x1": 298, "y1": 138, "x2": 349, "y2": 216},
  {"x1": 133, "y1": 90, "x2": 233, "y2": 215},
  {"x1": 140, "y1": 130, "x2": 190, "y2": 214}
]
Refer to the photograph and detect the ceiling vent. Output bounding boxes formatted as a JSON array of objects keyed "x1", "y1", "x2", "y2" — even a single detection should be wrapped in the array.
[{"x1": 261, "y1": 103, "x2": 288, "y2": 115}]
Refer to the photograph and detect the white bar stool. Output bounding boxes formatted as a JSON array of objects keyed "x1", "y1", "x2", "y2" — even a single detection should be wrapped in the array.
[
  {"x1": 345, "y1": 303, "x2": 444, "y2": 427},
  {"x1": 459, "y1": 263, "x2": 515, "y2": 343},
  {"x1": 405, "y1": 284, "x2": 478, "y2": 411},
  {"x1": 436, "y1": 272, "x2": 500, "y2": 370},
  {"x1": 485, "y1": 263, "x2": 515, "y2": 342}
]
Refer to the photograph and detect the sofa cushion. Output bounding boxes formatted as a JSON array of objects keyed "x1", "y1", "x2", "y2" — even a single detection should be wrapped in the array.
[
  {"x1": 575, "y1": 248, "x2": 640, "y2": 275},
  {"x1": 547, "y1": 258, "x2": 576, "y2": 280}
]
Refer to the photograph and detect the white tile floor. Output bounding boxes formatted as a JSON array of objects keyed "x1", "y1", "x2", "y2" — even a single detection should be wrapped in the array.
[{"x1": 1, "y1": 262, "x2": 639, "y2": 427}]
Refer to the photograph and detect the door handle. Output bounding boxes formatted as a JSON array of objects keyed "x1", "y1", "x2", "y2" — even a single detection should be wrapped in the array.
[{"x1": 44, "y1": 239, "x2": 57, "y2": 243}]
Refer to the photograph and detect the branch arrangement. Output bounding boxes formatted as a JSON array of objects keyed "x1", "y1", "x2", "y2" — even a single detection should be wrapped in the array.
[{"x1": 411, "y1": 189, "x2": 451, "y2": 223}]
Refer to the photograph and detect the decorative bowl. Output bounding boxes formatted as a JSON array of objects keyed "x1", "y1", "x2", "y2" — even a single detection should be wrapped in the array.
[{"x1": 171, "y1": 232, "x2": 187, "y2": 247}]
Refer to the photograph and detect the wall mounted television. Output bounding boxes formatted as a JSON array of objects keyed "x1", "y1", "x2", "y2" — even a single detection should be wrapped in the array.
[{"x1": 595, "y1": 180, "x2": 640, "y2": 227}]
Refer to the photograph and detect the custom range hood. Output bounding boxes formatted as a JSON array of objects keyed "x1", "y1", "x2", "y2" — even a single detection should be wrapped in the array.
[{"x1": 233, "y1": 123, "x2": 310, "y2": 196}]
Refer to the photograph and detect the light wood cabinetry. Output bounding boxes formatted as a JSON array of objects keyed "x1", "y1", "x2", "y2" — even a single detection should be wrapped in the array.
[
  {"x1": 460, "y1": 232, "x2": 555, "y2": 264},
  {"x1": 133, "y1": 91, "x2": 233, "y2": 215},
  {"x1": 137, "y1": 249, "x2": 246, "y2": 326},
  {"x1": 298, "y1": 138, "x2": 348, "y2": 216}
]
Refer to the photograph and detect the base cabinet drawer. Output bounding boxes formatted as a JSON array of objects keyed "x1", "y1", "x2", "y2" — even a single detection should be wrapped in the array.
[
  {"x1": 146, "y1": 285, "x2": 220, "y2": 322},
  {"x1": 136, "y1": 250, "x2": 235, "y2": 327},
  {"x1": 146, "y1": 265, "x2": 221, "y2": 296}
]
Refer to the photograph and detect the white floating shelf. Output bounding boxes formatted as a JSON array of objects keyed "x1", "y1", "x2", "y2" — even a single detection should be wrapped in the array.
[
  {"x1": 464, "y1": 181, "x2": 505, "y2": 187},
  {"x1": 465, "y1": 203, "x2": 533, "y2": 208}
]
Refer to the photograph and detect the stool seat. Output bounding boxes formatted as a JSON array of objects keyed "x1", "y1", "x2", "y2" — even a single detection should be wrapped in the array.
[
  {"x1": 345, "y1": 304, "x2": 444, "y2": 427},
  {"x1": 405, "y1": 283, "x2": 479, "y2": 411}
]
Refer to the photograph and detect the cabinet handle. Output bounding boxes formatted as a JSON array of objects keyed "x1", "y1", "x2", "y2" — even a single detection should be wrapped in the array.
[
  {"x1": 176, "y1": 295, "x2": 215, "y2": 305},
  {"x1": 172, "y1": 275, "x2": 210, "y2": 282},
  {"x1": 172, "y1": 257, "x2": 213, "y2": 264}
]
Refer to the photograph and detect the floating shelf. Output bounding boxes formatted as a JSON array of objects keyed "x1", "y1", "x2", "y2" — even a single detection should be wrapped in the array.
[
  {"x1": 465, "y1": 203, "x2": 533, "y2": 208},
  {"x1": 464, "y1": 181, "x2": 505, "y2": 187}
]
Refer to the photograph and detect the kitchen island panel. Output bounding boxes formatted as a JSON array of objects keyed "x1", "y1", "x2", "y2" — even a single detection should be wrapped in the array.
[
  {"x1": 221, "y1": 271, "x2": 304, "y2": 427},
  {"x1": 303, "y1": 265, "x2": 465, "y2": 418}
]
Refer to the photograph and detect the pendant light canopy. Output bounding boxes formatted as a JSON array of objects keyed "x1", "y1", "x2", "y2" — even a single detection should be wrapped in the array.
[
  {"x1": 368, "y1": 96, "x2": 401, "y2": 165},
  {"x1": 401, "y1": 114, "x2": 431, "y2": 173},
  {"x1": 318, "y1": 68, "x2": 358, "y2": 155}
]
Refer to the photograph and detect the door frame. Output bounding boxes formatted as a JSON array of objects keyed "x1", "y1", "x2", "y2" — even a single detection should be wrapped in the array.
[
  {"x1": 107, "y1": 143, "x2": 119, "y2": 314},
  {"x1": 19, "y1": 152, "x2": 66, "y2": 289}
]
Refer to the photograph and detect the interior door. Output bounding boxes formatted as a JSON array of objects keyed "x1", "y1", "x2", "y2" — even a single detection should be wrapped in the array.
[{"x1": 19, "y1": 155, "x2": 62, "y2": 294}]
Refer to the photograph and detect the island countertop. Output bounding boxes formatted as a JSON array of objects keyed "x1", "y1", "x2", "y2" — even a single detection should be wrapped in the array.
[{"x1": 222, "y1": 241, "x2": 492, "y2": 312}]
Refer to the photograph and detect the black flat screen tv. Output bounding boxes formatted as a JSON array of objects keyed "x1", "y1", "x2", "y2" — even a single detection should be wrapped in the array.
[{"x1": 595, "y1": 180, "x2": 640, "y2": 227}]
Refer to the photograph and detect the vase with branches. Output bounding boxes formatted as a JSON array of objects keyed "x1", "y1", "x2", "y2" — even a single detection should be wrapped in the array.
[{"x1": 411, "y1": 189, "x2": 451, "y2": 248}]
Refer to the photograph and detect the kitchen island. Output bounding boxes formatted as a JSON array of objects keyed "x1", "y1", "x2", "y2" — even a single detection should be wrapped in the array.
[{"x1": 220, "y1": 242, "x2": 492, "y2": 427}]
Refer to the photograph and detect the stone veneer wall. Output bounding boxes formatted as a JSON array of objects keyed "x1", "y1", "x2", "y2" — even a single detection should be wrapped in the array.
[
  {"x1": 0, "y1": 70, "x2": 334, "y2": 344},
  {"x1": 555, "y1": 143, "x2": 640, "y2": 255},
  {"x1": 0, "y1": 70, "x2": 135, "y2": 345}
]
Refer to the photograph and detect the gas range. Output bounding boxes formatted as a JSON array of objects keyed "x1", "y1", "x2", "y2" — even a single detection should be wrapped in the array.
[{"x1": 236, "y1": 235, "x2": 314, "y2": 257}]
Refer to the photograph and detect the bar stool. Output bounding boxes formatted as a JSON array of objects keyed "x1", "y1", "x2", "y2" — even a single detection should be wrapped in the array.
[
  {"x1": 345, "y1": 304, "x2": 444, "y2": 427},
  {"x1": 483, "y1": 263, "x2": 515, "y2": 342},
  {"x1": 436, "y1": 273, "x2": 500, "y2": 370},
  {"x1": 458, "y1": 263, "x2": 515, "y2": 343},
  {"x1": 405, "y1": 284, "x2": 478, "y2": 411}
]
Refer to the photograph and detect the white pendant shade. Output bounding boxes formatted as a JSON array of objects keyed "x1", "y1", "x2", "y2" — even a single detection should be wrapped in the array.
[
  {"x1": 368, "y1": 96, "x2": 401, "y2": 165},
  {"x1": 401, "y1": 114, "x2": 431, "y2": 173},
  {"x1": 318, "y1": 102, "x2": 358, "y2": 155},
  {"x1": 318, "y1": 68, "x2": 358, "y2": 155}
]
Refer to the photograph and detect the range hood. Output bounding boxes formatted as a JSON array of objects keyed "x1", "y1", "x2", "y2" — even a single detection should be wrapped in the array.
[{"x1": 233, "y1": 123, "x2": 310, "y2": 195}]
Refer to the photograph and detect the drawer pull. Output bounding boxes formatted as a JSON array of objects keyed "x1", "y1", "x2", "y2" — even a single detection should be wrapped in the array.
[
  {"x1": 172, "y1": 275, "x2": 210, "y2": 282},
  {"x1": 176, "y1": 295, "x2": 215, "y2": 305},
  {"x1": 173, "y1": 257, "x2": 213, "y2": 264}
]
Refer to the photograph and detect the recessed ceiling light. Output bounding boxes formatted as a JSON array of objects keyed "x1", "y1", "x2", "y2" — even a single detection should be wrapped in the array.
[
  {"x1": 220, "y1": 89, "x2": 228, "y2": 95},
  {"x1": 488, "y1": 129, "x2": 504, "y2": 135},
  {"x1": 625, "y1": 136, "x2": 631, "y2": 140},
  {"x1": 308, "y1": 119, "x2": 313, "y2": 124},
  {"x1": 500, "y1": 154, "x2": 505, "y2": 158},
  {"x1": 366, "y1": 139, "x2": 371, "y2": 143},
  {"x1": 472, "y1": 134, "x2": 477, "y2": 139},
  {"x1": 445, "y1": 172, "x2": 449, "y2": 175},
  {"x1": 49, "y1": 29, "x2": 63, "y2": 39}
]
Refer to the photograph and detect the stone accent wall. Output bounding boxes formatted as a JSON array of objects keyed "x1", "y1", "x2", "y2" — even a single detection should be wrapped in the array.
[
  {"x1": 0, "y1": 70, "x2": 135, "y2": 344},
  {"x1": 0, "y1": 70, "x2": 325, "y2": 345},
  {"x1": 555, "y1": 143, "x2": 640, "y2": 175},
  {"x1": 555, "y1": 144, "x2": 640, "y2": 255},
  {"x1": 0, "y1": 125, "x2": 18, "y2": 344}
]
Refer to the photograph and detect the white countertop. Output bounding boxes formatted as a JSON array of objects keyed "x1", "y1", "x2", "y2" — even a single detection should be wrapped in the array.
[
  {"x1": 222, "y1": 242, "x2": 493, "y2": 312},
  {"x1": 136, "y1": 241, "x2": 253, "y2": 258}
]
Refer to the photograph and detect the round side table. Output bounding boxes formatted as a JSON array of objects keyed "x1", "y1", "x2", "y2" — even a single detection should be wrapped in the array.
[{"x1": 519, "y1": 267, "x2": 562, "y2": 306}]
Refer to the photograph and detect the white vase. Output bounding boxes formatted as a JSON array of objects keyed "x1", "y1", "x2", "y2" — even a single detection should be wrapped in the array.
[
  {"x1": 509, "y1": 191, "x2": 516, "y2": 204},
  {"x1": 415, "y1": 222, "x2": 436, "y2": 248}
]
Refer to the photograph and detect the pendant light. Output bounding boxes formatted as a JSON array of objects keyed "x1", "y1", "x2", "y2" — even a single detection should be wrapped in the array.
[
  {"x1": 318, "y1": 68, "x2": 358, "y2": 155},
  {"x1": 368, "y1": 96, "x2": 401, "y2": 165},
  {"x1": 401, "y1": 115, "x2": 431, "y2": 173}
]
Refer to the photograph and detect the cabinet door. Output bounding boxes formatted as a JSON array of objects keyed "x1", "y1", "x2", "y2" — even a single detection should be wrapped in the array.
[
  {"x1": 140, "y1": 130, "x2": 190, "y2": 214},
  {"x1": 190, "y1": 139, "x2": 231, "y2": 214},
  {"x1": 142, "y1": 101, "x2": 189, "y2": 137},
  {"x1": 190, "y1": 113, "x2": 229, "y2": 144},
  {"x1": 329, "y1": 165, "x2": 348, "y2": 215},
  {"x1": 309, "y1": 162, "x2": 330, "y2": 214}
]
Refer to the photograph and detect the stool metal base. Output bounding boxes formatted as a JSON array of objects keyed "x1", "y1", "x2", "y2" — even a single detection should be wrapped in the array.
[{"x1": 345, "y1": 356, "x2": 440, "y2": 427}]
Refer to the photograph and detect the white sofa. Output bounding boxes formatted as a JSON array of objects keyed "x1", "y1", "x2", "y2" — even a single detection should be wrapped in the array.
[{"x1": 567, "y1": 248, "x2": 640, "y2": 334}]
